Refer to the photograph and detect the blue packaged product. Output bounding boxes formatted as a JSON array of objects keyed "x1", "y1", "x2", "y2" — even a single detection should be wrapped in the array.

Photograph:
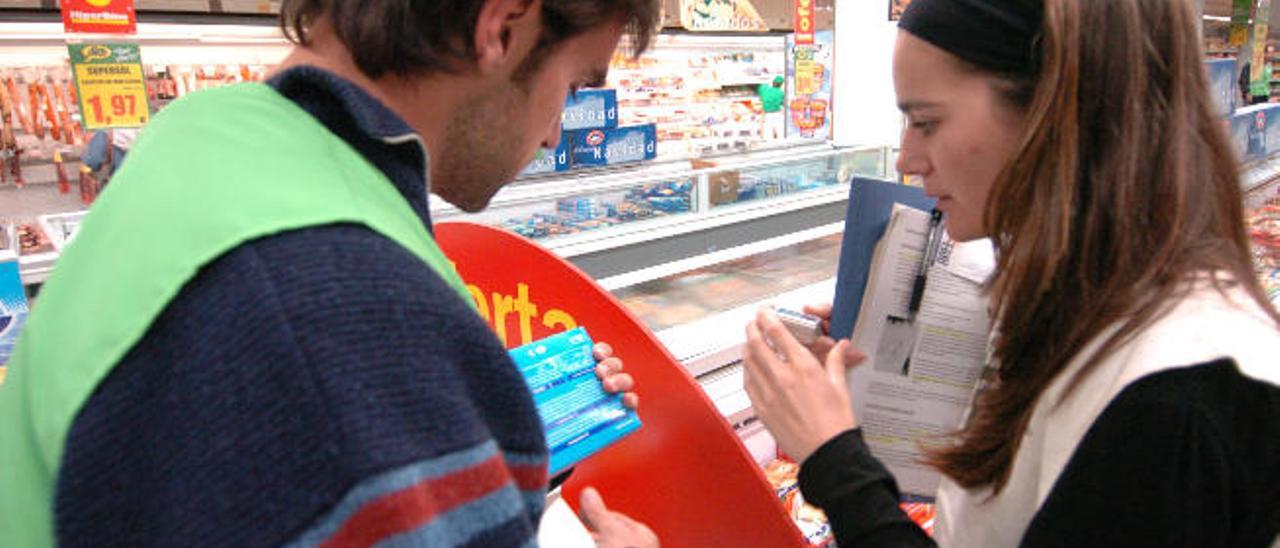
[
  {"x1": 561, "y1": 89, "x2": 619, "y2": 131},
  {"x1": 508, "y1": 327, "x2": 642, "y2": 475},
  {"x1": 0, "y1": 257, "x2": 30, "y2": 370},
  {"x1": 1205, "y1": 58, "x2": 1237, "y2": 117},
  {"x1": 569, "y1": 124, "x2": 658, "y2": 168},
  {"x1": 519, "y1": 137, "x2": 571, "y2": 176},
  {"x1": 1231, "y1": 111, "x2": 1252, "y2": 161}
]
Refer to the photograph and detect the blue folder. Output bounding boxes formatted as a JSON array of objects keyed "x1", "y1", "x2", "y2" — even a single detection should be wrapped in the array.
[{"x1": 829, "y1": 178, "x2": 935, "y2": 340}]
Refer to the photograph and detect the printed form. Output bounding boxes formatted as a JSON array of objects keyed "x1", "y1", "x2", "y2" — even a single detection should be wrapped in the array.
[{"x1": 847, "y1": 205, "x2": 995, "y2": 497}]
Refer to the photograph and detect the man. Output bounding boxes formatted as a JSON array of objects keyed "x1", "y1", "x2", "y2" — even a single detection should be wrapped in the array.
[{"x1": 0, "y1": 0, "x2": 660, "y2": 546}]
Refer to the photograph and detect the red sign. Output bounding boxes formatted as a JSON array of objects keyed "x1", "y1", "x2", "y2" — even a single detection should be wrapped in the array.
[
  {"x1": 794, "y1": 0, "x2": 815, "y2": 45},
  {"x1": 435, "y1": 222, "x2": 808, "y2": 546},
  {"x1": 61, "y1": 0, "x2": 137, "y2": 35}
]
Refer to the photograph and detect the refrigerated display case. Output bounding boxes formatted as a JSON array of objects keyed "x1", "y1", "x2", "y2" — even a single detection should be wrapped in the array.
[
  {"x1": 440, "y1": 144, "x2": 892, "y2": 284},
  {"x1": 1, "y1": 10, "x2": 878, "y2": 287}
]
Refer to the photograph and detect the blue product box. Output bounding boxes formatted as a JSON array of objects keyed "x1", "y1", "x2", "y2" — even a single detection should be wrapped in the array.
[
  {"x1": 1231, "y1": 109, "x2": 1252, "y2": 161},
  {"x1": 1265, "y1": 105, "x2": 1280, "y2": 158},
  {"x1": 0, "y1": 256, "x2": 30, "y2": 371},
  {"x1": 561, "y1": 89, "x2": 618, "y2": 131},
  {"x1": 519, "y1": 136, "x2": 571, "y2": 176},
  {"x1": 508, "y1": 327, "x2": 641, "y2": 475},
  {"x1": 568, "y1": 124, "x2": 658, "y2": 168},
  {"x1": 1206, "y1": 58, "x2": 1237, "y2": 117}
]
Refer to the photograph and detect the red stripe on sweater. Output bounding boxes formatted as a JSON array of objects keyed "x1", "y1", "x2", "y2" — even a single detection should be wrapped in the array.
[
  {"x1": 508, "y1": 462, "x2": 548, "y2": 492},
  {"x1": 320, "y1": 455, "x2": 513, "y2": 547}
]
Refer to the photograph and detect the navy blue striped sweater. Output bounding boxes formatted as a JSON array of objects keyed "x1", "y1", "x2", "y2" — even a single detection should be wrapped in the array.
[{"x1": 53, "y1": 67, "x2": 549, "y2": 547}]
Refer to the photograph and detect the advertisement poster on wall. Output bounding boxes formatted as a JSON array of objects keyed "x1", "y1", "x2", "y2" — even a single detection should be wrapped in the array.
[
  {"x1": 890, "y1": 0, "x2": 912, "y2": 21},
  {"x1": 786, "y1": 30, "x2": 833, "y2": 140}
]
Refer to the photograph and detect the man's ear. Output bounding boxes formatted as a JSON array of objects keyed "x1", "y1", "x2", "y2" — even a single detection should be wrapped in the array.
[{"x1": 474, "y1": 0, "x2": 541, "y2": 74}]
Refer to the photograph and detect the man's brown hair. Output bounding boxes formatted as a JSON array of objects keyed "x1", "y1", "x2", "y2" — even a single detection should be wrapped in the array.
[{"x1": 280, "y1": 0, "x2": 660, "y2": 79}]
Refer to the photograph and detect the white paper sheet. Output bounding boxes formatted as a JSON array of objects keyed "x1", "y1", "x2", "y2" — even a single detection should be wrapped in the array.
[{"x1": 846, "y1": 205, "x2": 994, "y2": 497}]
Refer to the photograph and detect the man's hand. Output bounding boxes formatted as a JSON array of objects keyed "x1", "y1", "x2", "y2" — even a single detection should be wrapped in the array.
[
  {"x1": 579, "y1": 487, "x2": 659, "y2": 548},
  {"x1": 593, "y1": 342, "x2": 638, "y2": 410}
]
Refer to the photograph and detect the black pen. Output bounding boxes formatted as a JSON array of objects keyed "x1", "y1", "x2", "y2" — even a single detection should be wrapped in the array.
[{"x1": 908, "y1": 209, "x2": 945, "y2": 319}]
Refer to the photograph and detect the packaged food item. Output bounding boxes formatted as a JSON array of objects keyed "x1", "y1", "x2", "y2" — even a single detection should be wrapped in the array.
[
  {"x1": 16, "y1": 223, "x2": 52, "y2": 256},
  {"x1": 901, "y1": 501, "x2": 937, "y2": 536},
  {"x1": 509, "y1": 327, "x2": 642, "y2": 475},
  {"x1": 764, "y1": 457, "x2": 832, "y2": 545},
  {"x1": 0, "y1": 249, "x2": 30, "y2": 373},
  {"x1": 773, "y1": 306, "x2": 823, "y2": 345},
  {"x1": 562, "y1": 89, "x2": 619, "y2": 131},
  {"x1": 568, "y1": 124, "x2": 657, "y2": 168}
]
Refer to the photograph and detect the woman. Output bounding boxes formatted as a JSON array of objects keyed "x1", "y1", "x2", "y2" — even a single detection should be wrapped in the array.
[{"x1": 744, "y1": 0, "x2": 1280, "y2": 546}]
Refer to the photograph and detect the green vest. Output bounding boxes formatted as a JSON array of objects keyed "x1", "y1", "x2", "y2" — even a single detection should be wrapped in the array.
[{"x1": 0, "y1": 83, "x2": 474, "y2": 547}]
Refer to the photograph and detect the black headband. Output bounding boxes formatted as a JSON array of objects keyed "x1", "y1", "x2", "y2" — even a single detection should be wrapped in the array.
[{"x1": 899, "y1": 0, "x2": 1043, "y2": 77}]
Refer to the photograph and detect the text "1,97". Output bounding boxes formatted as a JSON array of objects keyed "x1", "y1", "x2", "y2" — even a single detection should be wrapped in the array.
[{"x1": 86, "y1": 94, "x2": 138, "y2": 125}]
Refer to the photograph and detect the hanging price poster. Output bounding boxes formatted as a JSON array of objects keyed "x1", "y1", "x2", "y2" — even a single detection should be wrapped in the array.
[
  {"x1": 61, "y1": 0, "x2": 137, "y2": 35},
  {"x1": 68, "y1": 43, "x2": 150, "y2": 130}
]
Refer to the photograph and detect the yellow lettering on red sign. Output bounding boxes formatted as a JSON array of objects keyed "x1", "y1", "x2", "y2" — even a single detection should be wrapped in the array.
[
  {"x1": 465, "y1": 282, "x2": 576, "y2": 347},
  {"x1": 794, "y1": 0, "x2": 815, "y2": 44}
]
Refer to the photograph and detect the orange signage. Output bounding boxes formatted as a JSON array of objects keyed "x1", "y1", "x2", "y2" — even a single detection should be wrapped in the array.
[{"x1": 794, "y1": 0, "x2": 815, "y2": 45}]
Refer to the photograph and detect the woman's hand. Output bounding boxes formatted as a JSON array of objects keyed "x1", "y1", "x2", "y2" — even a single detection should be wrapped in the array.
[
  {"x1": 743, "y1": 308, "x2": 866, "y2": 463},
  {"x1": 798, "y1": 302, "x2": 839, "y2": 362},
  {"x1": 594, "y1": 342, "x2": 638, "y2": 410}
]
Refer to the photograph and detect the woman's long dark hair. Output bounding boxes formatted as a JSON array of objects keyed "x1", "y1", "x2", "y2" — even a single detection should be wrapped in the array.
[{"x1": 924, "y1": 0, "x2": 1280, "y2": 493}]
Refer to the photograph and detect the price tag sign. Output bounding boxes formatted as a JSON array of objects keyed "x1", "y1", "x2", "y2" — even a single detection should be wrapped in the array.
[{"x1": 68, "y1": 43, "x2": 150, "y2": 130}]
